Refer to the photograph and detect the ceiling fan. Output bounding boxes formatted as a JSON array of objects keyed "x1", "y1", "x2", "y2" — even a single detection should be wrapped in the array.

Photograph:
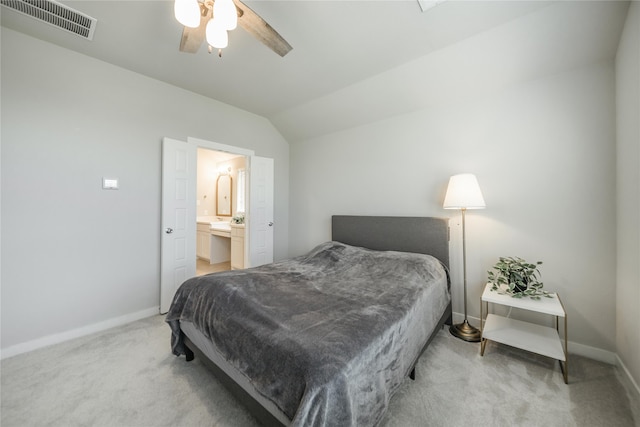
[{"x1": 174, "y1": 0, "x2": 292, "y2": 57}]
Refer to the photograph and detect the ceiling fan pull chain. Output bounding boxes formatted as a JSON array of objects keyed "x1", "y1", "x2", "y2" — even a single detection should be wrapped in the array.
[{"x1": 206, "y1": 45, "x2": 223, "y2": 58}]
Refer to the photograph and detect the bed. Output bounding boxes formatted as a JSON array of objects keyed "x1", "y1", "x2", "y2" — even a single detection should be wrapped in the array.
[{"x1": 166, "y1": 215, "x2": 452, "y2": 426}]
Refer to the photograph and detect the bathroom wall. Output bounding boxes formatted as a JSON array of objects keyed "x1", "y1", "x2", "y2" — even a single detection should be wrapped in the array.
[
  {"x1": 196, "y1": 148, "x2": 218, "y2": 217},
  {"x1": 196, "y1": 149, "x2": 247, "y2": 219},
  {"x1": 228, "y1": 156, "x2": 246, "y2": 218}
]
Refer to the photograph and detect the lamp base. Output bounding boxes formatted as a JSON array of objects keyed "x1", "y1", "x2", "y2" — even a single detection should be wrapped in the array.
[{"x1": 449, "y1": 320, "x2": 481, "y2": 342}]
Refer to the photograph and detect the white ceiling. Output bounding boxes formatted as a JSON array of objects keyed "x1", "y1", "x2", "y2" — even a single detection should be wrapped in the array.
[{"x1": 1, "y1": 1, "x2": 630, "y2": 142}]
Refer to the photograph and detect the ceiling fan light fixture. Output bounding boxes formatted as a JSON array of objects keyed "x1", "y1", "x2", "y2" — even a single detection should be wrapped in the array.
[
  {"x1": 214, "y1": 0, "x2": 238, "y2": 30},
  {"x1": 206, "y1": 18, "x2": 228, "y2": 49},
  {"x1": 174, "y1": 0, "x2": 200, "y2": 28}
]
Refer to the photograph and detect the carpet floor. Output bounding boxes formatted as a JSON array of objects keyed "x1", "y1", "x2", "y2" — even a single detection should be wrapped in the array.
[{"x1": 1, "y1": 315, "x2": 637, "y2": 426}]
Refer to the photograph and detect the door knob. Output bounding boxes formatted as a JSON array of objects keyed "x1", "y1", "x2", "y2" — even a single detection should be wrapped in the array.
[
  {"x1": 165, "y1": 228, "x2": 174, "y2": 234},
  {"x1": 268, "y1": 222, "x2": 274, "y2": 227}
]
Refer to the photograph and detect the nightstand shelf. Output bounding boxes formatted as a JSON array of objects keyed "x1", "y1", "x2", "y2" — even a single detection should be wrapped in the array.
[{"x1": 480, "y1": 283, "x2": 568, "y2": 383}]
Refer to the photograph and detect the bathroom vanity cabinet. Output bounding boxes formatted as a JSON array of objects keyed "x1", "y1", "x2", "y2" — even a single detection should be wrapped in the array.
[
  {"x1": 196, "y1": 219, "x2": 241, "y2": 267},
  {"x1": 196, "y1": 223, "x2": 212, "y2": 261},
  {"x1": 231, "y1": 224, "x2": 245, "y2": 270}
]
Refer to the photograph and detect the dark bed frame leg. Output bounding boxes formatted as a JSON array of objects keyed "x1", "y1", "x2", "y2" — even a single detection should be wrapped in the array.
[
  {"x1": 184, "y1": 343, "x2": 195, "y2": 362},
  {"x1": 409, "y1": 367, "x2": 416, "y2": 380},
  {"x1": 445, "y1": 311, "x2": 453, "y2": 326}
]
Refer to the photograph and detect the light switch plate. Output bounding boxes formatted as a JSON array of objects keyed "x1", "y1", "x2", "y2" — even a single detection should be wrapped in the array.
[{"x1": 102, "y1": 177, "x2": 118, "y2": 190}]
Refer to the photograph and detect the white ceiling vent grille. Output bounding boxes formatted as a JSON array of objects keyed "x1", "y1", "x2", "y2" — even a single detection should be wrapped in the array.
[{"x1": 1, "y1": 0, "x2": 97, "y2": 40}]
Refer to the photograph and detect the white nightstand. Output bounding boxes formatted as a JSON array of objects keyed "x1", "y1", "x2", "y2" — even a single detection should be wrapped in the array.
[{"x1": 480, "y1": 283, "x2": 568, "y2": 384}]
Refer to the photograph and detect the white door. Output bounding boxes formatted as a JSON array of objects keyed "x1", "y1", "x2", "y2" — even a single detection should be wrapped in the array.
[
  {"x1": 248, "y1": 156, "x2": 274, "y2": 267},
  {"x1": 160, "y1": 137, "x2": 196, "y2": 313}
]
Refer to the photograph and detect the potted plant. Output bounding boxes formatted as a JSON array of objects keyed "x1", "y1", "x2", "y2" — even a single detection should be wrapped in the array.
[
  {"x1": 231, "y1": 212, "x2": 245, "y2": 224},
  {"x1": 487, "y1": 257, "x2": 551, "y2": 299}
]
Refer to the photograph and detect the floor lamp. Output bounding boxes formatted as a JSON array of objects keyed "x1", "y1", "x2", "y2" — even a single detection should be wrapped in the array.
[{"x1": 443, "y1": 173, "x2": 486, "y2": 342}]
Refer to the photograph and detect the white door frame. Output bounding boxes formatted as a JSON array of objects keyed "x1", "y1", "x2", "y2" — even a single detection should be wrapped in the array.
[{"x1": 187, "y1": 137, "x2": 255, "y2": 158}]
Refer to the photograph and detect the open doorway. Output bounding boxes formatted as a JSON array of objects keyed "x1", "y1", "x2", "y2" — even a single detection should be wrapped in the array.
[
  {"x1": 161, "y1": 136, "x2": 274, "y2": 313},
  {"x1": 195, "y1": 147, "x2": 246, "y2": 276}
]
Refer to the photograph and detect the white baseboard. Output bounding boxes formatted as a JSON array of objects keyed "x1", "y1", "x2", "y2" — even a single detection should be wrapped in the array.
[
  {"x1": 452, "y1": 311, "x2": 617, "y2": 364},
  {"x1": 617, "y1": 356, "x2": 640, "y2": 425},
  {"x1": 0, "y1": 307, "x2": 160, "y2": 360},
  {"x1": 567, "y1": 340, "x2": 617, "y2": 364}
]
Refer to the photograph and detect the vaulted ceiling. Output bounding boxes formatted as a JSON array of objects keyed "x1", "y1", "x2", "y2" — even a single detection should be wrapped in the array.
[{"x1": 1, "y1": 1, "x2": 630, "y2": 142}]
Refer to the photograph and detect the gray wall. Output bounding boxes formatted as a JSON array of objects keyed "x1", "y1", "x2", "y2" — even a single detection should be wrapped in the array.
[
  {"x1": 289, "y1": 60, "x2": 618, "y2": 357},
  {"x1": 0, "y1": 28, "x2": 289, "y2": 350},
  {"x1": 615, "y1": 3, "x2": 640, "y2": 395}
]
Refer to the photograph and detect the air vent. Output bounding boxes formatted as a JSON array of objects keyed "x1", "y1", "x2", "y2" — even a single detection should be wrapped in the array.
[{"x1": 1, "y1": 0, "x2": 97, "y2": 40}]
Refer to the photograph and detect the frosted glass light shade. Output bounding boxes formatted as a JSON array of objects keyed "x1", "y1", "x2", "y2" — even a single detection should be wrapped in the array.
[
  {"x1": 443, "y1": 173, "x2": 486, "y2": 209},
  {"x1": 214, "y1": 0, "x2": 238, "y2": 30},
  {"x1": 174, "y1": 0, "x2": 201, "y2": 28},
  {"x1": 206, "y1": 19, "x2": 228, "y2": 48}
]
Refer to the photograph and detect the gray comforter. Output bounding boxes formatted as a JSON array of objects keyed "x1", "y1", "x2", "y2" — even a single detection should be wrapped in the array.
[{"x1": 166, "y1": 241, "x2": 450, "y2": 426}]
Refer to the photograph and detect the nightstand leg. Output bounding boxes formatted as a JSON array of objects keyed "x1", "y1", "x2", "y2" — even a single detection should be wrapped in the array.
[
  {"x1": 480, "y1": 299, "x2": 487, "y2": 356},
  {"x1": 562, "y1": 314, "x2": 568, "y2": 384},
  {"x1": 556, "y1": 296, "x2": 569, "y2": 384},
  {"x1": 559, "y1": 360, "x2": 568, "y2": 384}
]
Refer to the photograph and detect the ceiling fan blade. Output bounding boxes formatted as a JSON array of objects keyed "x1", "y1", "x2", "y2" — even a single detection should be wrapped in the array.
[
  {"x1": 235, "y1": 0, "x2": 292, "y2": 57},
  {"x1": 179, "y1": 4, "x2": 211, "y2": 53}
]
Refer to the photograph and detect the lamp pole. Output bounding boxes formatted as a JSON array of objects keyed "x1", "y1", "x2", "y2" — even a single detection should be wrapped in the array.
[
  {"x1": 443, "y1": 173, "x2": 485, "y2": 342},
  {"x1": 449, "y1": 207, "x2": 481, "y2": 342}
]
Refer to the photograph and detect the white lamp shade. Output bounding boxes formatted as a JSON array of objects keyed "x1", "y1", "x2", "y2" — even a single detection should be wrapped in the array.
[
  {"x1": 206, "y1": 18, "x2": 228, "y2": 48},
  {"x1": 214, "y1": 0, "x2": 238, "y2": 30},
  {"x1": 443, "y1": 173, "x2": 486, "y2": 209},
  {"x1": 174, "y1": 0, "x2": 201, "y2": 28}
]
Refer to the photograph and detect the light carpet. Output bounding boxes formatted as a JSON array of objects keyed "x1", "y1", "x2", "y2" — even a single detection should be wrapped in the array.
[{"x1": 1, "y1": 315, "x2": 637, "y2": 426}]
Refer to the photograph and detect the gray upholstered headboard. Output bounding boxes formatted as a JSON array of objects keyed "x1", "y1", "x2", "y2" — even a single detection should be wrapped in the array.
[{"x1": 331, "y1": 215, "x2": 450, "y2": 269}]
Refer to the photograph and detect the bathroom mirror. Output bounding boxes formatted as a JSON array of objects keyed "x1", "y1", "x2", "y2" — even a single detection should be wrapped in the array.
[{"x1": 216, "y1": 175, "x2": 232, "y2": 216}]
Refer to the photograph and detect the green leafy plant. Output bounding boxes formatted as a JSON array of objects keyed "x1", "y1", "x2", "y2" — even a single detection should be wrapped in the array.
[
  {"x1": 231, "y1": 212, "x2": 245, "y2": 224},
  {"x1": 487, "y1": 257, "x2": 551, "y2": 299}
]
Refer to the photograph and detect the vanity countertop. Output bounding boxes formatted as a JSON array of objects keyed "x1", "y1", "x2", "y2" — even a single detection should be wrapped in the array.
[
  {"x1": 197, "y1": 216, "x2": 232, "y2": 231},
  {"x1": 196, "y1": 215, "x2": 217, "y2": 225},
  {"x1": 210, "y1": 222, "x2": 231, "y2": 232}
]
